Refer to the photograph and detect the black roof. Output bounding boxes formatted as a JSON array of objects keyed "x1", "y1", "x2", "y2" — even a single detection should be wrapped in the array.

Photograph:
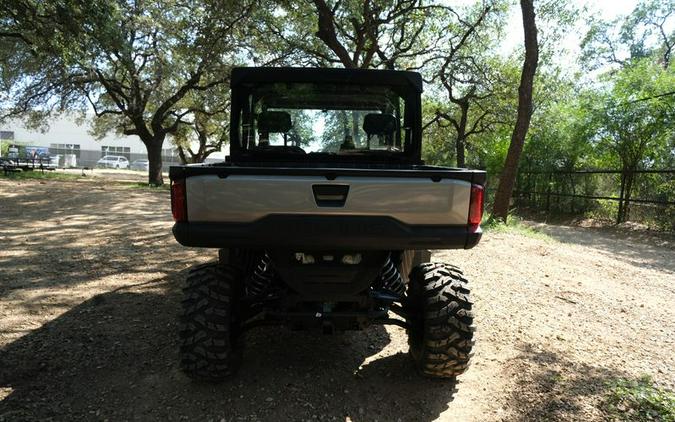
[{"x1": 230, "y1": 67, "x2": 423, "y2": 93}]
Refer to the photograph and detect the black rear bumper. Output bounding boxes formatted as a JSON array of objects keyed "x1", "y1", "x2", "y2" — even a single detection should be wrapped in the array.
[{"x1": 173, "y1": 215, "x2": 482, "y2": 250}]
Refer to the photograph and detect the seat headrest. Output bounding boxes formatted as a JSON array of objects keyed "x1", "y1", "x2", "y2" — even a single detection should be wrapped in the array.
[
  {"x1": 363, "y1": 113, "x2": 398, "y2": 135},
  {"x1": 258, "y1": 111, "x2": 292, "y2": 133}
]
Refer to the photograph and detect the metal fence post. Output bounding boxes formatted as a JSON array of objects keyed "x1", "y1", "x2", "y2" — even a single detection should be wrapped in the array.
[
  {"x1": 617, "y1": 171, "x2": 626, "y2": 224},
  {"x1": 545, "y1": 173, "x2": 552, "y2": 212}
]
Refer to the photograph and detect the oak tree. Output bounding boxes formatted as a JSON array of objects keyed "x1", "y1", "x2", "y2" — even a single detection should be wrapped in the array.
[{"x1": 0, "y1": 0, "x2": 255, "y2": 185}]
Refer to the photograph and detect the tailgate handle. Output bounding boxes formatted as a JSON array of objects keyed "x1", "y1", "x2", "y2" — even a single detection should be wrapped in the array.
[{"x1": 312, "y1": 184, "x2": 349, "y2": 207}]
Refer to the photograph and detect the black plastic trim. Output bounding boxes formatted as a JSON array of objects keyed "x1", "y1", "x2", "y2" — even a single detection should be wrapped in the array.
[
  {"x1": 312, "y1": 184, "x2": 349, "y2": 207},
  {"x1": 172, "y1": 215, "x2": 482, "y2": 250},
  {"x1": 169, "y1": 165, "x2": 486, "y2": 185},
  {"x1": 231, "y1": 67, "x2": 423, "y2": 93}
]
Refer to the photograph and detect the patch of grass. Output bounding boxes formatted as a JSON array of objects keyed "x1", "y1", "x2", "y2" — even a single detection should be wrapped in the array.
[
  {"x1": 584, "y1": 198, "x2": 619, "y2": 224},
  {"x1": 602, "y1": 376, "x2": 675, "y2": 421},
  {"x1": 123, "y1": 182, "x2": 170, "y2": 191},
  {"x1": 0, "y1": 170, "x2": 170, "y2": 191},
  {"x1": 0, "y1": 170, "x2": 81, "y2": 181},
  {"x1": 482, "y1": 214, "x2": 553, "y2": 241}
]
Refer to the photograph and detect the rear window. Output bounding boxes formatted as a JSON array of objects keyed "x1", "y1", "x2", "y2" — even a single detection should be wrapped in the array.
[{"x1": 236, "y1": 82, "x2": 411, "y2": 158}]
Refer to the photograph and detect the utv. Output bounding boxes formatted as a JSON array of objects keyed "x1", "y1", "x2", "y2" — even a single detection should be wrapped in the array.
[{"x1": 170, "y1": 67, "x2": 485, "y2": 384}]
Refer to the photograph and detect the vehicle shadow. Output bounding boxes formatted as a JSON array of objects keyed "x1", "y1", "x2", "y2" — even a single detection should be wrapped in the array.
[
  {"x1": 502, "y1": 342, "x2": 630, "y2": 421},
  {"x1": 0, "y1": 276, "x2": 457, "y2": 422},
  {"x1": 525, "y1": 222, "x2": 675, "y2": 274}
]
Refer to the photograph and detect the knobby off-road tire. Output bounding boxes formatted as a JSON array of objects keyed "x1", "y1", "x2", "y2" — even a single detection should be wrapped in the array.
[
  {"x1": 218, "y1": 248, "x2": 259, "y2": 277},
  {"x1": 179, "y1": 262, "x2": 242, "y2": 382},
  {"x1": 406, "y1": 262, "x2": 475, "y2": 379}
]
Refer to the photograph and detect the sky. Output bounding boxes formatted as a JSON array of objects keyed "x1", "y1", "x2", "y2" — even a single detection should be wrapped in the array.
[{"x1": 499, "y1": 0, "x2": 640, "y2": 58}]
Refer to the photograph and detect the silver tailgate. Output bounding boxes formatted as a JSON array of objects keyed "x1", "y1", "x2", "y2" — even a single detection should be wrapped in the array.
[{"x1": 186, "y1": 175, "x2": 471, "y2": 225}]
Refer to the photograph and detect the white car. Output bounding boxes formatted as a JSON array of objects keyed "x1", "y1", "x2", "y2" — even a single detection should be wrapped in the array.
[
  {"x1": 130, "y1": 158, "x2": 149, "y2": 171},
  {"x1": 97, "y1": 155, "x2": 129, "y2": 169}
]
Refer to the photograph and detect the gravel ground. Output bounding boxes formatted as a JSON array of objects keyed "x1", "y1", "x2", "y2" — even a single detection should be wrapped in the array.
[{"x1": 0, "y1": 176, "x2": 673, "y2": 421}]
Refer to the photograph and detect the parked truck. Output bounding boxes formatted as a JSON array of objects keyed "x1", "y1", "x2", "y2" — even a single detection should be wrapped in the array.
[{"x1": 170, "y1": 67, "x2": 485, "y2": 386}]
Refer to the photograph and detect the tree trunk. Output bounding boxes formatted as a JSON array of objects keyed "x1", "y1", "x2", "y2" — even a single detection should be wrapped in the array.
[
  {"x1": 313, "y1": 0, "x2": 357, "y2": 68},
  {"x1": 340, "y1": 111, "x2": 350, "y2": 138},
  {"x1": 454, "y1": 101, "x2": 469, "y2": 168},
  {"x1": 456, "y1": 136, "x2": 466, "y2": 168},
  {"x1": 194, "y1": 131, "x2": 209, "y2": 163},
  {"x1": 491, "y1": 0, "x2": 539, "y2": 222},
  {"x1": 146, "y1": 139, "x2": 165, "y2": 186},
  {"x1": 177, "y1": 146, "x2": 189, "y2": 165}
]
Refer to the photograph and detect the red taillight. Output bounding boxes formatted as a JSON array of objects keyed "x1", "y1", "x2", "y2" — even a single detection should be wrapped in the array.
[
  {"x1": 468, "y1": 184, "x2": 484, "y2": 232},
  {"x1": 171, "y1": 179, "x2": 187, "y2": 222}
]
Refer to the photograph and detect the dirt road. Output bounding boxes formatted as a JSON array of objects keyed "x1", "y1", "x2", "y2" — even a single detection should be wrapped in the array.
[{"x1": 0, "y1": 177, "x2": 673, "y2": 421}]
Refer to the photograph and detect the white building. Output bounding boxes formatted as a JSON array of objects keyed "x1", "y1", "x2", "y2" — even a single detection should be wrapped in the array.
[{"x1": 0, "y1": 114, "x2": 227, "y2": 168}]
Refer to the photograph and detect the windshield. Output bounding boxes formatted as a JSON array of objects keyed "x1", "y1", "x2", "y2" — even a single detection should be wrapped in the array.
[{"x1": 237, "y1": 82, "x2": 411, "y2": 156}]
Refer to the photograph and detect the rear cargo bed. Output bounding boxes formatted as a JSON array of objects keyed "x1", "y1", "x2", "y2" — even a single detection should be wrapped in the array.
[{"x1": 170, "y1": 164, "x2": 485, "y2": 250}]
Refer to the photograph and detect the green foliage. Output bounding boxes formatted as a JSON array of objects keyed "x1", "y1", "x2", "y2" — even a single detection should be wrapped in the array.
[
  {"x1": 584, "y1": 199, "x2": 620, "y2": 224},
  {"x1": 271, "y1": 0, "x2": 444, "y2": 69},
  {"x1": 422, "y1": 98, "x2": 456, "y2": 166},
  {"x1": 0, "y1": 170, "x2": 174, "y2": 192},
  {"x1": 124, "y1": 182, "x2": 170, "y2": 191},
  {"x1": 582, "y1": 0, "x2": 675, "y2": 69},
  {"x1": 511, "y1": 0, "x2": 674, "y2": 228},
  {"x1": 0, "y1": 0, "x2": 258, "y2": 184},
  {"x1": 421, "y1": 2, "x2": 517, "y2": 168},
  {"x1": 0, "y1": 0, "x2": 672, "y2": 207},
  {"x1": 523, "y1": 74, "x2": 599, "y2": 172},
  {"x1": 602, "y1": 376, "x2": 675, "y2": 422},
  {"x1": 422, "y1": 52, "x2": 520, "y2": 172},
  {"x1": 0, "y1": 170, "x2": 80, "y2": 181},
  {"x1": 482, "y1": 214, "x2": 553, "y2": 241},
  {"x1": 594, "y1": 59, "x2": 675, "y2": 169},
  {"x1": 0, "y1": 140, "x2": 27, "y2": 157}
]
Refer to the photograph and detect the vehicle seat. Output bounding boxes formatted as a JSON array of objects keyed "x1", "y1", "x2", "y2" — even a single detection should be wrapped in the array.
[
  {"x1": 257, "y1": 111, "x2": 292, "y2": 134},
  {"x1": 257, "y1": 111, "x2": 293, "y2": 147},
  {"x1": 363, "y1": 113, "x2": 398, "y2": 149}
]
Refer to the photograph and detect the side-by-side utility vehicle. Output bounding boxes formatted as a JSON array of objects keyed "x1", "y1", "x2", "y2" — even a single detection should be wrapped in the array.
[{"x1": 170, "y1": 67, "x2": 485, "y2": 385}]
